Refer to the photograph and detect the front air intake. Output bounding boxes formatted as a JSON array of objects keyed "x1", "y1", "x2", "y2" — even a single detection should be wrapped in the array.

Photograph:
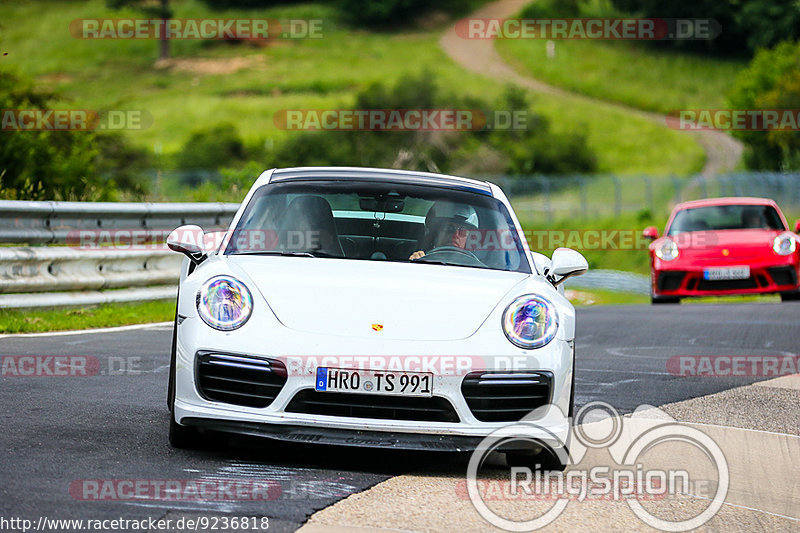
[
  {"x1": 461, "y1": 371, "x2": 552, "y2": 422},
  {"x1": 196, "y1": 352, "x2": 287, "y2": 408}
]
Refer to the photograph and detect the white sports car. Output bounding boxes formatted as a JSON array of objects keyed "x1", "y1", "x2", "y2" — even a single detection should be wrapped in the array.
[{"x1": 166, "y1": 167, "x2": 587, "y2": 468}]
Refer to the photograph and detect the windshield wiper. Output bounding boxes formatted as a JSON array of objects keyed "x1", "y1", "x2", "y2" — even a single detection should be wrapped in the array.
[
  {"x1": 232, "y1": 250, "x2": 316, "y2": 257},
  {"x1": 231, "y1": 250, "x2": 341, "y2": 258}
]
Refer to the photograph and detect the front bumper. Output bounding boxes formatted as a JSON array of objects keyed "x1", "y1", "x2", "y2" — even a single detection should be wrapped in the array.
[
  {"x1": 178, "y1": 418, "x2": 557, "y2": 452},
  {"x1": 652, "y1": 262, "x2": 799, "y2": 298},
  {"x1": 173, "y1": 317, "x2": 574, "y2": 450}
]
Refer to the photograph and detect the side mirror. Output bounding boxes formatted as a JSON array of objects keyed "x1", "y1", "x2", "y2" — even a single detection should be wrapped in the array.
[
  {"x1": 643, "y1": 226, "x2": 659, "y2": 240},
  {"x1": 167, "y1": 225, "x2": 206, "y2": 263},
  {"x1": 547, "y1": 248, "x2": 588, "y2": 287},
  {"x1": 794, "y1": 220, "x2": 800, "y2": 233}
]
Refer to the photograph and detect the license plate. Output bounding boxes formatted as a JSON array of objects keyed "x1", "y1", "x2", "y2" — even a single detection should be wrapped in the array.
[
  {"x1": 315, "y1": 367, "x2": 433, "y2": 397},
  {"x1": 703, "y1": 266, "x2": 750, "y2": 281}
]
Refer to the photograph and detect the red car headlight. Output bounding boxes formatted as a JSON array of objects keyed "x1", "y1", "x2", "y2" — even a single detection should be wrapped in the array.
[
  {"x1": 655, "y1": 239, "x2": 679, "y2": 261},
  {"x1": 773, "y1": 233, "x2": 797, "y2": 256}
]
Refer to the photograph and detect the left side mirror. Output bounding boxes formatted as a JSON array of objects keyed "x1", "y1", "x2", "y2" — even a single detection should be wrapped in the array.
[
  {"x1": 794, "y1": 220, "x2": 800, "y2": 233},
  {"x1": 643, "y1": 226, "x2": 659, "y2": 240},
  {"x1": 167, "y1": 225, "x2": 206, "y2": 263},
  {"x1": 547, "y1": 248, "x2": 588, "y2": 286}
]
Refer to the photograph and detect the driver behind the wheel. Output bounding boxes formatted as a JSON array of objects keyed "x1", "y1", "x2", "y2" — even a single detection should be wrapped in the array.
[{"x1": 409, "y1": 202, "x2": 478, "y2": 260}]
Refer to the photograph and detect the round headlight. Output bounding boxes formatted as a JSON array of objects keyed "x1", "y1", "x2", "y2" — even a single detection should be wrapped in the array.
[
  {"x1": 655, "y1": 239, "x2": 679, "y2": 261},
  {"x1": 502, "y1": 295, "x2": 559, "y2": 349},
  {"x1": 196, "y1": 276, "x2": 253, "y2": 331},
  {"x1": 773, "y1": 233, "x2": 797, "y2": 256}
]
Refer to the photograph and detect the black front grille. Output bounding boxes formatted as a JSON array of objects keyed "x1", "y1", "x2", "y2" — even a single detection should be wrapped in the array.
[
  {"x1": 196, "y1": 352, "x2": 287, "y2": 408},
  {"x1": 768, "y1": 266, "x2": 798, "y2": 287},
  {"x1": 461, "y1": 371, "x2": 552, "y2": 422},
  {"x1": 285, "y1": 390, "x2": 459, "y2": 423},
  {"x1": 657, "y1": 271, "x2": 685, "y2": 292},
  {"x1": 696, "y1": 278, "x2": 757, "y2": 291}
]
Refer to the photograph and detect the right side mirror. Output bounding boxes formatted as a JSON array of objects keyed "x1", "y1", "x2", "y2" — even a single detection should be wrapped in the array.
[
  {"x1": 547, "y1": 248, "x2": 588, "y2": 286},
  {"x1": 643, "y1": 226, "x2": 659, "y2": 240},
  {"x1": 794, "y1": 220, "x2": 800, "y2": 233}
]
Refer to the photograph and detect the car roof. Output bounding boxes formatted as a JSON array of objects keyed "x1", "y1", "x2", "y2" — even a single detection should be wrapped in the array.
[
  {"x1": 266, "y1": 166, "x2": 494, "y2": 196},
  {"x1": 674, "y1": 197, "x2": 778, "y2": 210}
]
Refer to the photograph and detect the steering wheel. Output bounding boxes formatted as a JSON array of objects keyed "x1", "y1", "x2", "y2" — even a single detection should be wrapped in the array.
[{"x1": 417, "y1": 246, "x2": 485, "y2": 266}]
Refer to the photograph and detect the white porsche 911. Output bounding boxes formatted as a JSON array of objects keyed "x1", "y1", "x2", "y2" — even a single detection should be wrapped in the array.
[{"x1": 166, "y1": 167, "x2": 587, "y2": 468}]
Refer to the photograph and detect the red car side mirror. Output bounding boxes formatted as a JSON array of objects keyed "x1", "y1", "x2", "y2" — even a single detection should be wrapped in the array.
[
  {"x1": 795, "y1": 220, "x2": 800, "y2": 233},
  {"x1": 642, "y1": 226, "x2": 659, "y2": 240}
]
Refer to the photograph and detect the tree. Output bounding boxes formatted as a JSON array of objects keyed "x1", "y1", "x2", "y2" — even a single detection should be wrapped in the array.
[
  {"x1": 107, "y1": 0, "x2": 172, "y2": 60},
  {"x1": 728, "y1": 41, "x2": 800, "y2": 170}
]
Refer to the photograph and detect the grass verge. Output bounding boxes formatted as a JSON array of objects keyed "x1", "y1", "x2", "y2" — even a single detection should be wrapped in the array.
[
  {"x1": 566, "y1": 288, "x2": 648, "y2": 306},
  {"x1": 0, "y1": 299, "x2": 175, "y2": 334},
  {"x1": 497, "y1": 38, "x2": 744, "y2": 115}
]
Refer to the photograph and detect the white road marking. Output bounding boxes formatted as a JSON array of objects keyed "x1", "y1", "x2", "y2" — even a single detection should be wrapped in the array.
[{"x1": 0, "y1": 322, "x2": 172, "y2": 339}]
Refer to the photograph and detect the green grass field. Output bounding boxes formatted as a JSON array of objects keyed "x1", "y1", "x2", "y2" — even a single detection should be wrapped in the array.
[
  {"x1": 497, "y1": 38, "x2": 745, "y2": 115},
  {"x1": 0, "y1": 299, "x2": 175, "y2": 333},
  {"x1": 1, "y1": 0, "x2": 704, "y2": 180},
  {"x1": 566, "y1": 287, "x2": 648, "y2": 306}
]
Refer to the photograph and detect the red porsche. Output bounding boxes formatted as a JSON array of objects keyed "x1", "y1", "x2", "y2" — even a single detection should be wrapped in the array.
[{"x1": 643, "y1": 197, "x2": 800, "y2": 304}]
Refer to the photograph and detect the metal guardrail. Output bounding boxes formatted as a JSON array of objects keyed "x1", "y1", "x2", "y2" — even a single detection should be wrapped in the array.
[
  {"x1": 498, "y1": 171, "x2": 800, "y2": 221},
  {"x1": 0, "y1": 200, "x2": 239, "y2": 308},
  {"x1": 0, "y1": 248, "x2": 181, "y2": 293},
  {"x1": 0, "y1": 200, "x2": 238, "y2": 244}
]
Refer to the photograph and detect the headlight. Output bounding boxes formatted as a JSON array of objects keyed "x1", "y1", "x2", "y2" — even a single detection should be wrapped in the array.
[
  {"x1": 196, "y1": 276, "x2": 253, "y2": 331},
  {"x1": 773, "y1": 233, "x2": 797, "y2": 256},
  {"x1": 655, "y1": 239, "x2": 679, "y2": 261},
  {"x1": 502, "y1": 295, "x2": 559, "y2": 349}
]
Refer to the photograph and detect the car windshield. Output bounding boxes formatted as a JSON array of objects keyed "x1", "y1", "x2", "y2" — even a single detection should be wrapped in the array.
[
  {"x1": 225, "y1": 179, "x2": 531, "y2": 273},
  {"x1": 668, "y1": 204, "x2": 785, "y2": 235}
]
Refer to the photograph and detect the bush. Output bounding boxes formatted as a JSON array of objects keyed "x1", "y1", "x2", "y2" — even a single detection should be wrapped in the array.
[
  {"x1": 94, "y1": 133, "x2": 153, "y2": 200},
  {"x1": 176, "y1": 123, "x2": 247, "y2": 185},
  {"x1": 610, "y1": 0, "x2": 800, "y2": 56},
  {"x1": 728, "y1": 41, "x2": 800, "y2": 170},
  {"x1": 0, "y1": 69, "x2": 149, "y2": 201}
]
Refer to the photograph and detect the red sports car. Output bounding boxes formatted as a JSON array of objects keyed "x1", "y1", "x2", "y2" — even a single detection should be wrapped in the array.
[{"x1": 644, "y1": 197, "x2": 800, "y2": 303}]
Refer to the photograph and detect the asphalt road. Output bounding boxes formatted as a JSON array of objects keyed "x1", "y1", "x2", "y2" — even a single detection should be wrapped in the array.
[{"x1": 1, "y1": 302, "x2": 797, "y2": 531}]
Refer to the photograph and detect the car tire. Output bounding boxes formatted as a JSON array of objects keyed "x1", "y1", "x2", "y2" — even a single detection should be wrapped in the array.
[
  {"x1": 651, "y1": 295, "x2": 680, "y2": 304},
  {"x1": 168, "y1": 412, "x2": 198, "y2": 449},
  {"x1": 505, "y1": 446, "x2": 567, "y2": 472},
  {"x1": 780, "y1": 291, "x2": 800, "y2": 302},
  {"x1": 167, "y1": 294, "x2": 178, "y2": 410}
]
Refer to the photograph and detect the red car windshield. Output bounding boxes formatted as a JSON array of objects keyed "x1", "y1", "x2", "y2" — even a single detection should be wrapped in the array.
[{"x1": 668, "y1": 204, "x2": 785, "y2": 235}]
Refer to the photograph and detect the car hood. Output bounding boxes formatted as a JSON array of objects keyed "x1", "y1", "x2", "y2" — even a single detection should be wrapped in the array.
[{"x1": 228, "y1": 256, "x2": 530, "y2": 340}]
